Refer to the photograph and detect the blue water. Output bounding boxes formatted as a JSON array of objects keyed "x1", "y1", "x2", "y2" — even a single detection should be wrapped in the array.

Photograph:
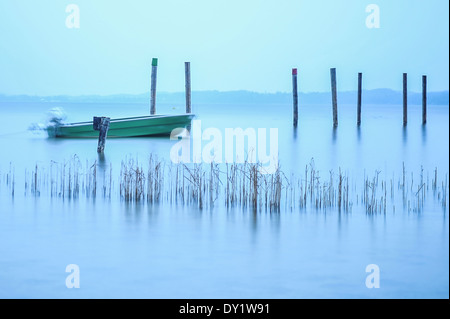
[{"x1": 0, "y1": 101, "x2": 448, "y2": 298}]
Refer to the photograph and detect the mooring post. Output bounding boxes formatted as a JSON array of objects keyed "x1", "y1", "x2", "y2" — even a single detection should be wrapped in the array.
[
  {"x1": 403, "y1": 73, "x2": 407, "y2": 126},
  {"x1": 292, "y1": 68, "x2": 298, "y2": 127},
  {"x1": 422, "y1": 75, "x2": 427, "y2": 125},
  {"x1": 357, "y1": 72, "x2": 362, "y2": 126},
  {"x1": 150, "y1": 58, "x2": 158, "y2": 115},
  {"x1": 93, "y1": 116, "x2": 110, "y2": 153},
  {"x1": 330, "y1": 68, "x2": 338, "y2": 127},
  {"x1": 185, "y1": 62, "x2": 191, "y2": 113}
]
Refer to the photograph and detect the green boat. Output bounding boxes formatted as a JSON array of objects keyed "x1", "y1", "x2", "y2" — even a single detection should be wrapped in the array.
[{"x1": 48, "y1": 114, "x2": 194, "y2": 138}]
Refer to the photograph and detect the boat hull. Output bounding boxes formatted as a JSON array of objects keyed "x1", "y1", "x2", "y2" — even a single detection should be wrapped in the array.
[{"x1": 48, "y1": 114, "x2": 194, "y2": 138}]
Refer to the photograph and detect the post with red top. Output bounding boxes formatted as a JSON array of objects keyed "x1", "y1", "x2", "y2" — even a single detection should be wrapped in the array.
[
  {"x1": 150, "y1": 58, "x2": 158, "y2": 115},
  {"x1": 330, "y1": 68, "x2": 338, "y2": 127},
  {"x1": 292, "y1": 68, "x2": 298, "y2": 127},
  {"x1": 185, "y1": 62, "x2": 191, "y2": 113}
]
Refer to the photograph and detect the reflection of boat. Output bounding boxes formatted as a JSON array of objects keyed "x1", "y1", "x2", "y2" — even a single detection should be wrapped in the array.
[{"x1": 47, "y1": 114, "x2": 194, "y2": 138}]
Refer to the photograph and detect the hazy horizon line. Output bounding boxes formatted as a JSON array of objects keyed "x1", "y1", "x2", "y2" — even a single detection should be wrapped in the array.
[
  {"x1": 0, "y1": 88, "x2": 448, "y2": 106},
  {"x1": 0, "y1": 88, "x2": 449, "y2": 98}
]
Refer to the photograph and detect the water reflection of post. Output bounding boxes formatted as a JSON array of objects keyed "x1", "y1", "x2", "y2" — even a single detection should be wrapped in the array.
[
  {"x1": 332, "y1": 127, "x2": 338, "y2": 144},
  {"x1": 421, "y1": 125, "x2": 427, "y2": 146},
  {"x1": 356, "y1": 126, "x2": 361, "y2": 144},
  {"x1": 97, "y1": 151, "x2": 107, "y2": 173},
  {"x1": 97, "y1": 152, "x2": 107, "y2": 169},
  {"x1": 402, "y1": 126, "x2": 408, "y2": 145},
  {"x1": 97, "y1": 152, "x2": 108, "y2": 198},
  {"x1": 185, "y1": 122, "x2": 192, "y2": 137},
  {"x1": 251, "y1": 209, "x2": 258, "y2": 235},
  {"x1": 337, "y1": 208, "x2": 346, "y2": 243},
  {"x1": 337, "y1": 208, "x2": 341, "y2": 235},
  {"x1": 331, "y1": 127, "x2": 338, "y2": 170}
]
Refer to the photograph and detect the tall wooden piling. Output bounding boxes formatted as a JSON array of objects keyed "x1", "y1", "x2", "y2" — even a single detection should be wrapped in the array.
[
  {"x1": 422, "y1": 75, "x2": 427, "y2": 125},
  {"x1": 357, "y1": 72, "x2": 362, "y2": 126},
  {"x1": 93, "y1": 117, "x2": 110, "y2": 153},
  {"x1": 150, "y1": 58, "x2": 158, "y2": 115},
  {"x1": 292, "y1": 68, "x2": 298, "y2": 127},
  {"x1": 403, "y1": 73, "x2": 407, "y2": 126},
  {"x1": 330, "y1": 68, "x2": 338, "y2": 127},
  {"x1": 185, "y1": 62, "x2": 191, "y2": 113}
]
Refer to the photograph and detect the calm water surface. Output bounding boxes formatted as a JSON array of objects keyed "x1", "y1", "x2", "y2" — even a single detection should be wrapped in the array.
[{"x1": 0, "y1": 101, "x2": 448, "y2": 298}]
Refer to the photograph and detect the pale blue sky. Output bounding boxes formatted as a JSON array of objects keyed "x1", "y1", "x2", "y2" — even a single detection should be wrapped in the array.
[{"x1": 0, "y1": 0, "x2": 448, "y2": 95}]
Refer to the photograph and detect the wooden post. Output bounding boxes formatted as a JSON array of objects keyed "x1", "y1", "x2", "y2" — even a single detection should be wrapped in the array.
[
  {"x1": 185, "y1": 62, "x2": 191, "y2": 113},
  {"x1": 150, "y1": 58, "x2": 158, "y2": 115},
  {"x1": 330, "y1": 68, "x2": 338, "y2": 127},
  {"x1": 403, "y1": 73, "x2": 407, "y2": 126},
  {"x1": 422, "y1": 75, "x2": 427, "y2": 125},
  {"x1": 93, "y1": 117, "x2": 110, "y2": 153},
  {"x1": 292, "y1": 68, "x2": 298, "y2": 127},
  {"x1": 357, "y1": 72, "x2": 362, "y2": 126}
]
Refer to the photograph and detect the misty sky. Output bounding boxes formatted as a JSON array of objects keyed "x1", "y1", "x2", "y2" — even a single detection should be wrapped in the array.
[{"x1": 0, "y1": 0, "x2": 448, "y2": 95}]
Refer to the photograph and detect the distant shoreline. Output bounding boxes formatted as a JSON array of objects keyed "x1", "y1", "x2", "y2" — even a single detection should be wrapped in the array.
[{"x1": 0, "y1": 89, "x2": 448, "y2": 105}]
